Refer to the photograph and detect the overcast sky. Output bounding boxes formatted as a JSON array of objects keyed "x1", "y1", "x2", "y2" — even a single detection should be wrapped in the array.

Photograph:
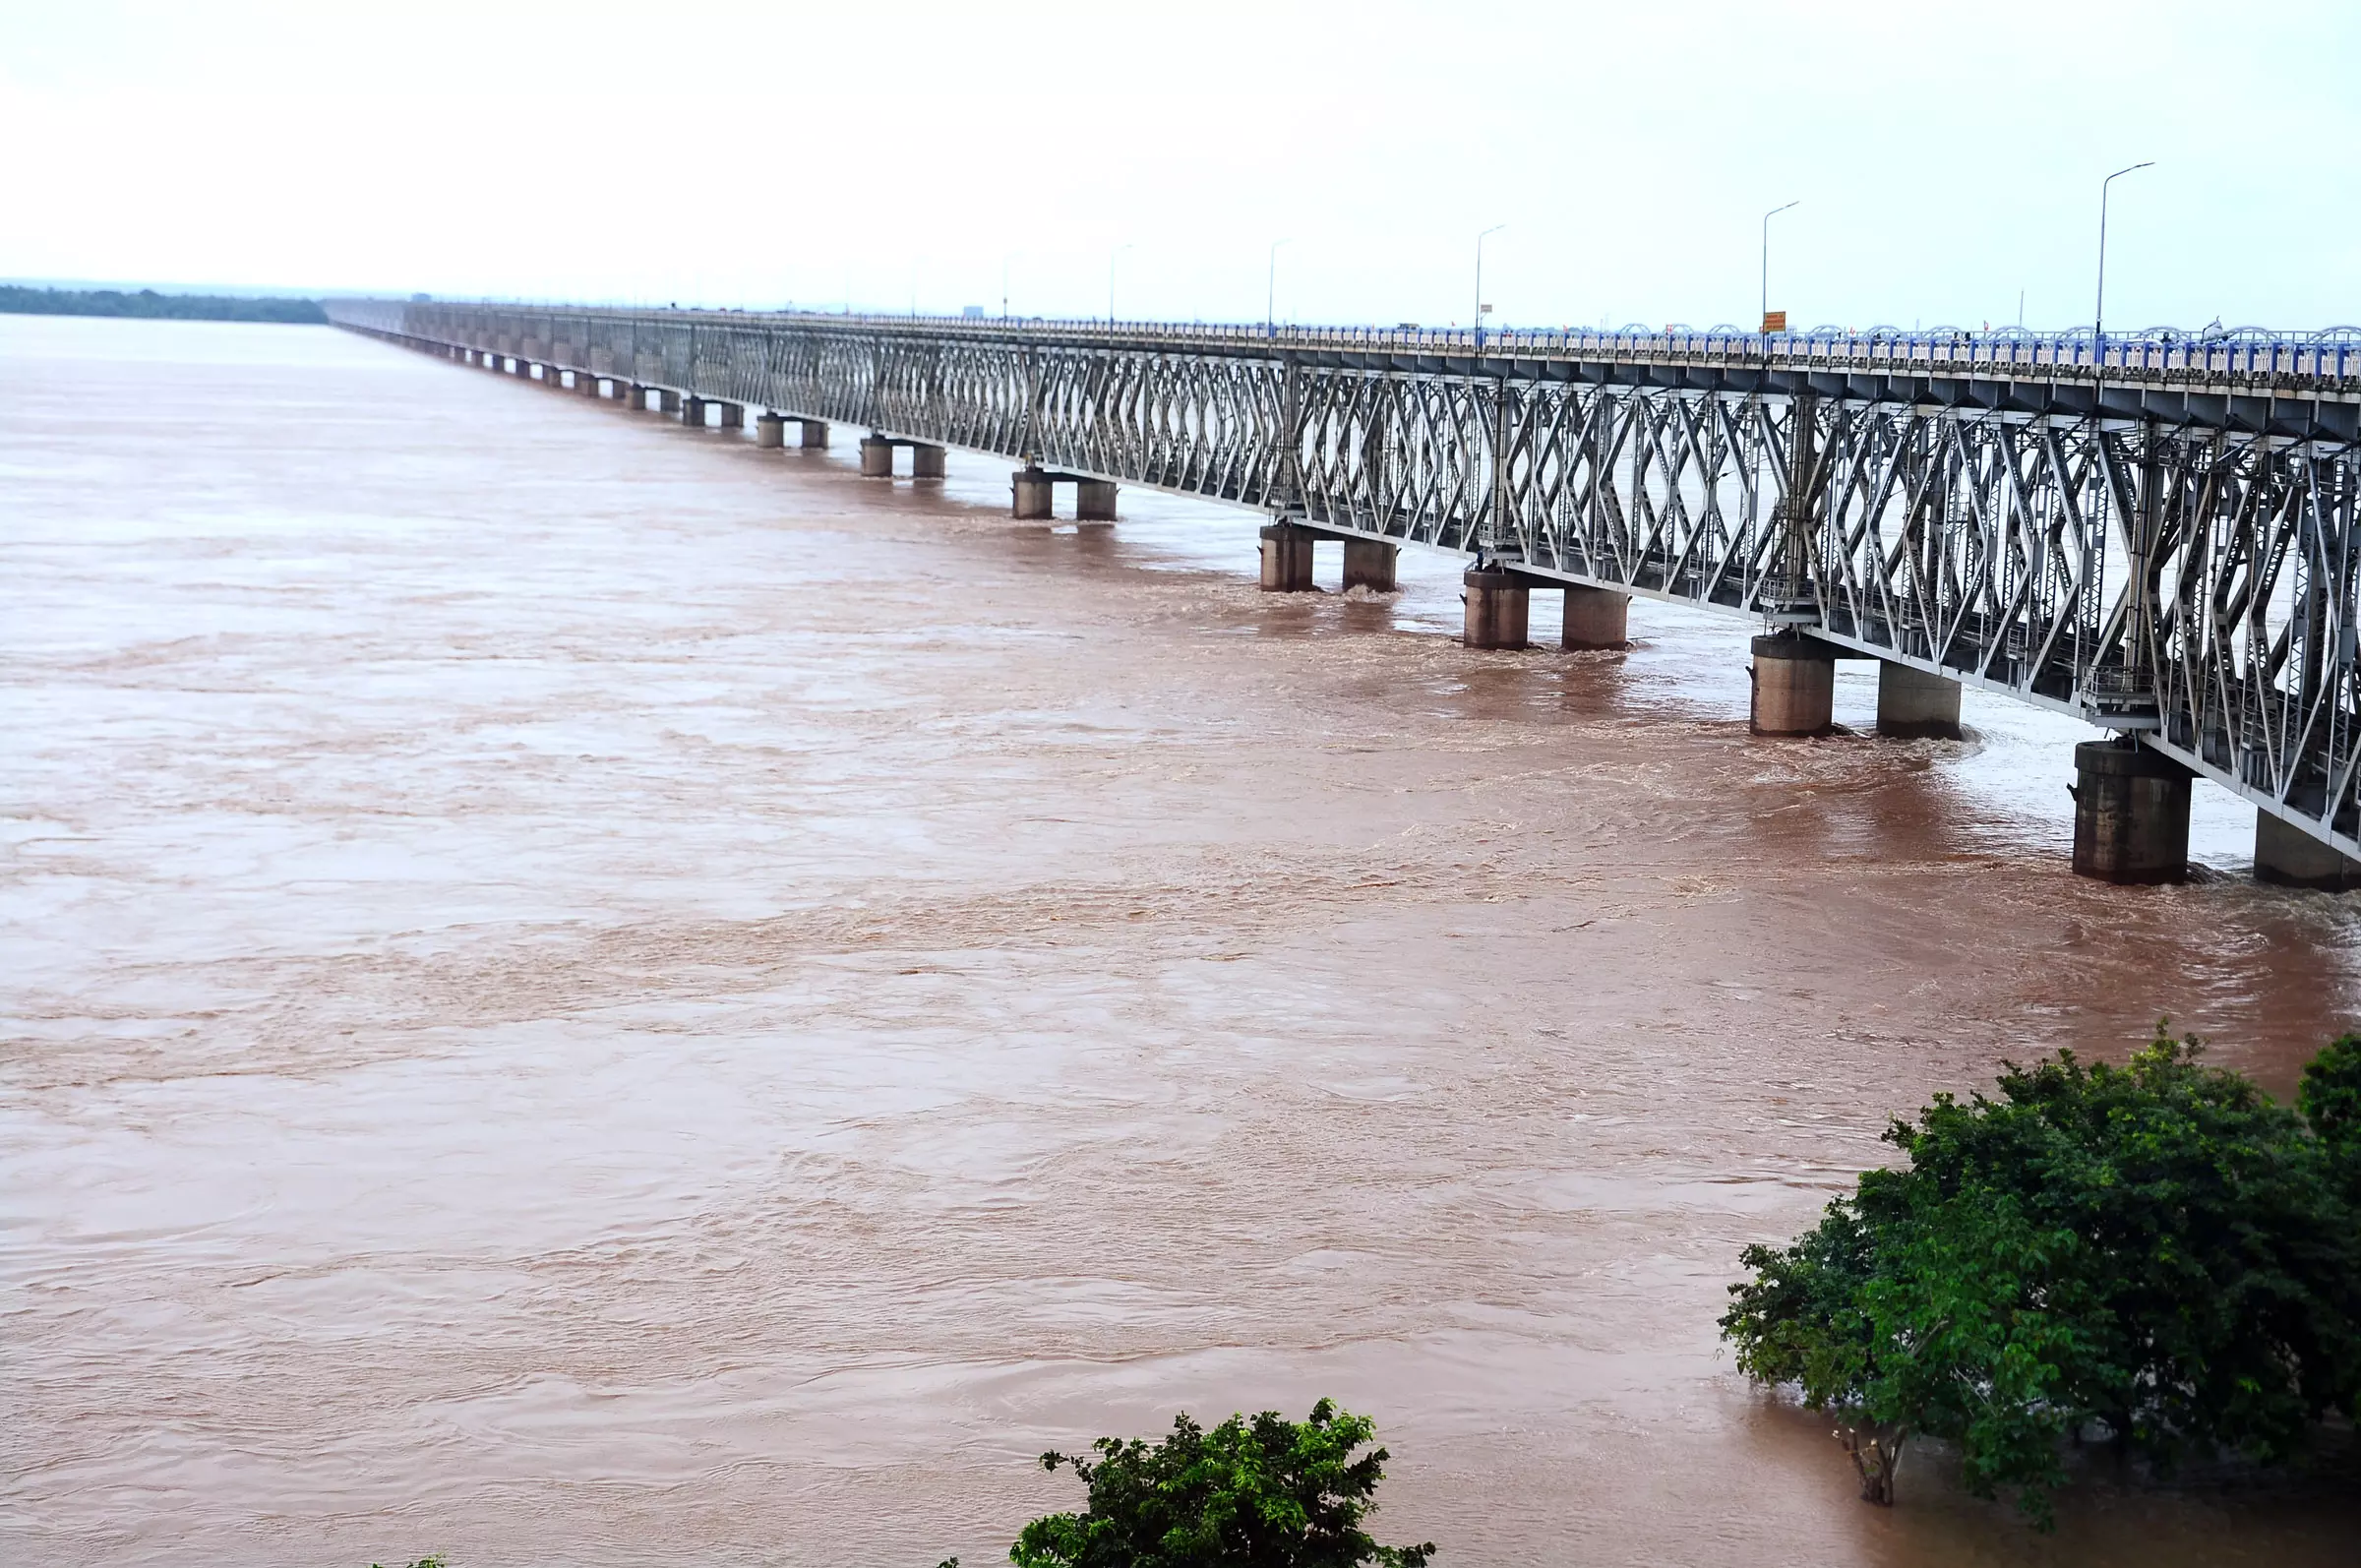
[{"x1": 5, "y1": 1, "x2": 2355, "y2": 332}]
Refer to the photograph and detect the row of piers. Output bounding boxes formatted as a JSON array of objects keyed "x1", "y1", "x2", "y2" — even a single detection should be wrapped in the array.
[{"x1": 435, "y1": 336, "x2": 2361, "y2": 894}]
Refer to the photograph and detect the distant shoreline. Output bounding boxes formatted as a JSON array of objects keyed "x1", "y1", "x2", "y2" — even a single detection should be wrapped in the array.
[{"x1": 0, "y1": 285, "x2": 329, "y2": 325}]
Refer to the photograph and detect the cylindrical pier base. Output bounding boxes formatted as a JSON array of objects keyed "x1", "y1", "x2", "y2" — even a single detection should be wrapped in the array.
[
  {"x1": 659, "y1": 389, "x2": 682, "y2": 414},
  {"x1": 912, "y1": 444, "x2": 948, "y2": 479},
  {"x1": 859, "y1": 436, "x2": 897, "y2": 477},
  {"x1": 1750, "y1": 634, "x2": 1836, "y2": 736},
  {"x1": 717, "y1": 402, "x2": 744, "y2": 430},
  {"x1": 683, "y1": 395, "x2": 707, "y2": 427},
  {"x1": 2254, "y1": 812, "x2": 2361, "y2": 891},
  {"x1": 1076, "y1": 478, "x2": 1117, "y2": 519},
  {"x1": 1876, "y1": 662, "x2": 1964, "y2": 739},
  {"x1": 755, "y1": 413, "x2": 786, "y2": 449},
  {"x1": 1462, "y1": 567, "x2": 1530, "y2": 648},
  {"x1": 2072, "y1": 741, "x2": 2192, "y2": 884},
  {"x1": 1562, "y1": 585, "x2": 1630, "y2": 649},
  {"x1": 1012, "y1": 466, "x2": 1055, "y2": 518},
  {"x1": 1260, "y1": 523, "x2": 1315, "y2": 591},
  {"x1": 1342, "y1": 538, "x2": 1398, "y2": 592},
  {"x1": 800, "y1": 419, "x2": 829, "y2": 449}
]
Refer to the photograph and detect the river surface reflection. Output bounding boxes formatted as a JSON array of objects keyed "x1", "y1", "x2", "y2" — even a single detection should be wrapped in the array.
[{"x1": 4, "y1": 316, "x2": 2357, "y2": 1566}]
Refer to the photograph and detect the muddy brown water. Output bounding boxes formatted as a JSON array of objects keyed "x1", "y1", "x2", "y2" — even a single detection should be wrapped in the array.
[{"x1": 4, "y1": 316, "x2": 2358, "y2": 1566}]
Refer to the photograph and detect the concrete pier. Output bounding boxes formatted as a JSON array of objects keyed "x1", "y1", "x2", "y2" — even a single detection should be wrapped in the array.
[
  {"x1": 2254, "y1": 812, "x2": 2361, "y2": 890},
  {"x1": 1749, "y1": 634, "x2": 1836, "y2": 736},
  {"x1": 800, "y1": 419, "x2": 830, "y2": 449},
  {"x1": 1013, "y1": 466, "x2": 1055, "y2": 518},
  {"x1": 1342, "y1": 539, "x2": 1398, "y2": 592},
  {"x1": 659, "y1": 389, "x2": 682, "y2": 414},
  {"x1": 1076, "y1": 478, "x2": 1116, "y2": 519},
  {"x1": 683, "y1": 395, "x2": 707, "y2": 427},
  {"x1": 2071, "y1": 740, "x2": 2192, "y2": 884},
  {"x1": 578, "y1": 372, "x2": 600, "y2": 396},
  {"x1": 717, "y1": 402, "x2": 744, "y2": 430},
  {"x1": 1259, "y1": 523, "x2": 1315, "y2": 591},
  {"x1": 911, "y1": 444, "x2": 947, "y2": 479},
  {"x1": 860, "y1": 436, "x2": 896, "y2": 477},
  {"x1": 1561, "y1": 585, "x2": 1630, "y2": 649},
  {"x1": 755, "y1": 412, "x2": 786, "y2": 449},
  {"x1": 1876, "y1": 662, "x2": 1963, "y2": 739},
  {"x1": 1462, "y1": 567, "x2": 1530, "y2": 648}
]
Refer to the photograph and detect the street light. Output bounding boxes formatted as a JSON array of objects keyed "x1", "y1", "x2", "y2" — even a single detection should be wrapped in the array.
[
  {"x1": 1474, "y1": 223, "x2": 1507, "y2": 351},
  {"x1": 1760, "y1": 200, "x2": 1799, "y2": 332},
  {"x1": 2094, "y1": 161, "x2": 2155, "y2": 362},
  {"x1": 1109, "y1": 243, "x2": 1134, "y2": 328},
  {"x1": 1267, "y1": 238, "x2": 1293, "y2": 339}
]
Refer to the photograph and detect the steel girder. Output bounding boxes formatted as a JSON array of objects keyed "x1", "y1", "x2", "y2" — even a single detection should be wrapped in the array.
[{"x1": 331, "y1": 299, "x2": 2361, "y2": 861}]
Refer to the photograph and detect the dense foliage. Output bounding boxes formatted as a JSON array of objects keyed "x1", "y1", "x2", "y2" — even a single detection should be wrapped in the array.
[
  {"x1": 983, "y1": 1400, "x2": 1434, "y2": 1568},
  {"x1": 0, "y1": 285, "x2": 328, "y2": 324},
  {"x1": 1722, "y1": 1028, "x2": 2361, "y2": 1524}
]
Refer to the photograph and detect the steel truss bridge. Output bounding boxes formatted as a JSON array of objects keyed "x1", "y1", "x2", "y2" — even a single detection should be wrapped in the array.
[{"x1": 328, "y1": 298, "x2": 2361, "y2": 861}]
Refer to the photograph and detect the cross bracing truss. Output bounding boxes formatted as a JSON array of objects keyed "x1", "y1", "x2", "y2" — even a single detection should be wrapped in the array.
[{"x1": 330, "y1": 299, "x2": 2361, "y2": 861}]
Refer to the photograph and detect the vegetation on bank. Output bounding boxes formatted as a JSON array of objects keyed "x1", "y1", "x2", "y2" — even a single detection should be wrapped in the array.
[
  {"x1": 939, "y1": 1401, "x2": 1433, "y2": 1568},
  {"x1": 0, "y1": 284, "x2": 329, "y2": 324},
  {"x1": 1722, "y1": 1027, "x2": 2361, "y2": 1525}
]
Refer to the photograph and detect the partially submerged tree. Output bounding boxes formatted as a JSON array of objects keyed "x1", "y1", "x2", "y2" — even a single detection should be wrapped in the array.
[
  {"x1": 1000, "y1": 1400, "x2": 1434, "y2": 1568},
  {"x1": 1723, "y1": 1027, "x2": 2361, "y2": 1524}
]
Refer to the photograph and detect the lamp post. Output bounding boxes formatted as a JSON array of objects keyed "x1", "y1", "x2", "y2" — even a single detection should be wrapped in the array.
[
  {"x1": 1760, "y1": 200, "x2": 1799, "y2": 331},
  {"x1": 1267, "y1": 238, "x2": 1293, "y2": 339},
  {"x1": 2094, "y1": 161, "x2": 2154, "y2": 365},
  {"x1": 1474, "y1": 222, "x2": 1507, "y2": 351},
  {"x1": 1109, "y1": 243, "x2": 1134, "y2": 328}
]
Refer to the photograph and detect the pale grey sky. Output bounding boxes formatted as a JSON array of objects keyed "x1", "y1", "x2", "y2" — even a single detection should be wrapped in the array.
[{"x1": 4, "y1": 0, "x2": 2355, "y2": 332}]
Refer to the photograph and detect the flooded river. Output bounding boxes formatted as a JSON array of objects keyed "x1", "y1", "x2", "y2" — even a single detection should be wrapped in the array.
[{"x1": 5, "y1": 316, "x2": 2357, "y2": 1566}]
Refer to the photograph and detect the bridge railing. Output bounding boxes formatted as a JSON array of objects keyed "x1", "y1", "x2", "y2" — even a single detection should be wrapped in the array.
[{"x1": 327, "y1": 298, "x2": 2361, "y2": 392}]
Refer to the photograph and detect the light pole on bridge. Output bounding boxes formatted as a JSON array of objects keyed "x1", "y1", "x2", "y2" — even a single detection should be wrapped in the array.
[
  {"x1": 1760, "y1": 200, "x2": 1799, "y2": 332},
  {"x1": 2094, "y1": 161, "x2": 2155, "y2": 363},
  {"x1": 1109, "y1": 243, "x2": 1134, "y2": 328},
  {"x1": 1267, "y1": 238, "x2": 1293, "y2": 340},
  {"x1": 1474, "y1": 223, "x2": 1507, "y2": 352}
]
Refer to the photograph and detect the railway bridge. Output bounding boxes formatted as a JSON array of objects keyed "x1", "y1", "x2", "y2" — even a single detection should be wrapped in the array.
[{"x1": 326, "y1": 298, "x2": 2361, "y2": 889}]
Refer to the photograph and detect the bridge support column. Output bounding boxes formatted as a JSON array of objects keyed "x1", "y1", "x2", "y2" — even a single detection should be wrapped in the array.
[
  {"x1": 577, "y1": 371, "x2": 600, "y2": 396},
  {"x1": 800, "y1": 419, "x2": 829, "y2": 449},
  {"x1": 2254, "y1": 812, "x2": 2361, "y2": 891},
  {"x1": 2071, "y1": 741, "x2": 2192, "y2": 885},
  {"x1": 1076, "y1": 478, "x2": 1116, "y2": 519},
  {"x1": 659, "y1": 389, "x2": 681, "y2": 414},
  {"x1": 1561, "y1": 585, "x2": 1630, "y2": 649},
  {"x1": 1342, "y1": 539, "x2": 1398, "y2": 592},
  {"x1": 717, "y1": 401, "x2": 744, "y2": 430},
  {"x1": 1462, "y1": 567, "x2": 1530, "y2": 648},
  {"x1": 755, "y1": 412, "x2": 786, "y2": 448},
  {"x1": 1876, "y1": 662, "x2": 1963, "y2": 739},
  {"x1": 912, "y1": 444, "x2": 948, "y2": 479},
  {"x1": 1013, "y1": 465, "x2": 1055, "y2": 517},
  {"x1": 1749, "y1": 634, "x2": 1835, "y2": 736},
  {"x1": 860, "y1": 436, "x2": 897, "y2": 476},
  {"x1": 684, "y1": 395, "x2": 707, "y2": 427},
  {"x1": 1260, "y1": 523, "x2": 1315, "y2": 591}
]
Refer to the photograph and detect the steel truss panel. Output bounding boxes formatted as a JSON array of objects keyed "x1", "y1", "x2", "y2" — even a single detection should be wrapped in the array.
[{"x1": 330, "y1": 300, "x2": 2361, "y2": 861}]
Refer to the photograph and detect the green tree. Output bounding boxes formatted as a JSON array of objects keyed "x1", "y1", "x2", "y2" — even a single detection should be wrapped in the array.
[
  {"x1": 1003, "y1": 1400, "x2": 1434, "y2": 1568},
  {"x1": 1723, "y1": 1028, "x2": 2361, "y2": 1524}
]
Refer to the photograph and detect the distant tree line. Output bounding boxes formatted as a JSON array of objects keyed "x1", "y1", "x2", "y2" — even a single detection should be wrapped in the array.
[{"x1": 0, "y1": 285, "x2": 329, "y2": 324}]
